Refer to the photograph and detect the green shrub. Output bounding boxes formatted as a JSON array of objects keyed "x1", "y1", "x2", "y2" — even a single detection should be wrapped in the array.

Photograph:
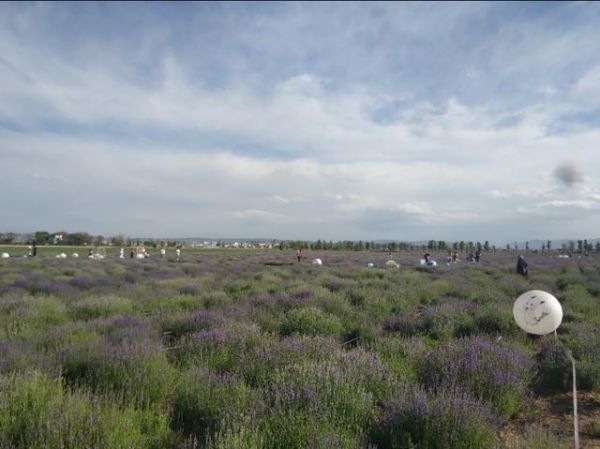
[
  {"x1": 0, "y1": 371, "x2": 172, "y2": 449},
  {"x1": 171, "y1": 367, "x2": 257, "y2": 442},
  {"x1": 280, "y1": 307, "x2": 343, "y2": 339}
]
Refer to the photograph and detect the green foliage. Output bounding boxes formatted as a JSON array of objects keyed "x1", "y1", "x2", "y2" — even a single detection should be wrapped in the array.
[
  {"x1": 171, "y1": 367, "x2": 257, "y2": 442},
  {"x1": 280, "y1": 306, "x2": 344, "y2": 338},
  {"x1": 1, "y1": 250, "x2": 599, "y2": 447},
  {"x1": 0, "y1": 372, "x2": 172, "y2": 449}
]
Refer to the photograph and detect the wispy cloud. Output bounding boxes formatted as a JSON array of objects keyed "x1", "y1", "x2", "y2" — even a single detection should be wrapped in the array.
[{"x1": 1, "y1": 3, "x2": 600, "y2": 242}]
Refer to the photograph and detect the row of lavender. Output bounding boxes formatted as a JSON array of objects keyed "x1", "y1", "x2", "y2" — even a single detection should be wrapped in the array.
[{"x1": 0, "y1": 251, "x2": 598, "y2": 448}]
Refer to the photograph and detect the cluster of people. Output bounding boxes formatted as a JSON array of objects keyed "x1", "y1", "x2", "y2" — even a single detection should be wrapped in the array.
[
  {"x1": 444, "y1": 251, "x2": 460, "y2": 265},
  {"x1": 466, "y1": 250, "x2": 482, "y2": 263},
  {"x1": 26, "y1": 242, "x2": 37, "y2": 257}
]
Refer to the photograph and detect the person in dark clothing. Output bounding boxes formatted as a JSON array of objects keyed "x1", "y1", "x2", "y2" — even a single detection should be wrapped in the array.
[
  {"x1": 32, "y1": 242, "x2": 37, "y2": 257},
  {"x1": 516, "y1": 255, "x2": 528, "y2": 276}
]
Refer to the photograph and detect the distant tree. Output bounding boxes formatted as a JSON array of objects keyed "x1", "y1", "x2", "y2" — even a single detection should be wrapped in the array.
[
  {"x1": 66, "y1": 232, "x2": 93, "y2": 246},
  {"x1": 452, "y1": 242, "x2": 458, "y2": 251},
  {"x1": 0, "y1": 232, "x2": 17, "y2": 244},
  {"x1": 525, "y1": 241, "x2": 529, "y2": 251},
  {"x1": 506, "y1": 244, "x2": 510, "y2": 251},
  {"x1": 483, "y1": 241, "x2": 490, "y2": 251},
  {"x1": 459, "y1": 241, "x2": 465, "y2": 252},
  {"x1": 476, "y1": 242, "x2": 482, "y2": 252},
  {"x1": 569, "y1": 241, "x2": 576, "y2": 253},
  {"x1": 542, "y1": 243, "x2": 546, "y2": 251},
  {"x1": 427, "y1": 240, "x2": 437, "y2": 251},
  {"x1": 34, "y1": 231, "x2": 50, "y2": 245},
  {"x1": 577, "y1": 240, "x2": 583, "y2": 254},
  {"x1": 547, "y1": 240, "x2": 552, "y2": 251},
  {"x1": 596, "y1": 242, "x2": 600, "y2": 252},
  {"x1": 111, "y1": 235, "x2": 126, "y2": 247},
  {"x1": 513, "y1": 242, "x2": 518, "y2": 251}
]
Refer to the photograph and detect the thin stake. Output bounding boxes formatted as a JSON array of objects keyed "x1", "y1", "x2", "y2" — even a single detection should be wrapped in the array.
[{"x1": 569, "y1": 352, "x2": 580, "y2": 449}]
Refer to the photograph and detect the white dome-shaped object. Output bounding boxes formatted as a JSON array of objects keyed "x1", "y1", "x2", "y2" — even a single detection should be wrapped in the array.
[
  {"x1": 136, "y1": 253, "x2": 145, "y2": 259},
  {"x1": 513, "y1": 290, "x2": 563, "y2": 335},
  {"x1": 72, "y1": 253, "x2": 79, "y2": 258},
  {"x1": 426, "y1": 260, "x2": 437, "y2": 267},
  {"x1": 385, "y1": 260, "x2": 399, "y2": 268},
  {"x1": 60, "y1": 253, "x2": 67, "y2": 259},
  {"x1": 312, "y1": 258, "x2": 322, "y2": 266},
  {"x1": 1, "y1": 252, "x2": 9, "y2": 259},
  {"x1": 367, "y1": 262, "x2": 374, "y2": 268}
]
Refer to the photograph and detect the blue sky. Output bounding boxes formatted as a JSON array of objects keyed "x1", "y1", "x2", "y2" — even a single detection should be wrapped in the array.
[{"x1": 1, "y1": 2, "x2": 600, "y2": 243}]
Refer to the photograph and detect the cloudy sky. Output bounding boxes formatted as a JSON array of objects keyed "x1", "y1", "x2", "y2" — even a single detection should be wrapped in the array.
[{"x1": 1, "y1": 2, "x2": 600, "y2": 243}]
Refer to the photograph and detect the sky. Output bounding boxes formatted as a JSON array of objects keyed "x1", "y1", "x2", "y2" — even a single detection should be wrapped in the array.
[{"x1": 1, "y1": 2, "x2": 600, "y2": 244}]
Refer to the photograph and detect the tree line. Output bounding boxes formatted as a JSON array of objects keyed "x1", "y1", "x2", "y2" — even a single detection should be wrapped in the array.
[
  {"x1": 0, "y1": 231, "x2": 179, "y2": 248},
  {"x1": 2, "y1": 231, "x2": 599, "y2": 254}
]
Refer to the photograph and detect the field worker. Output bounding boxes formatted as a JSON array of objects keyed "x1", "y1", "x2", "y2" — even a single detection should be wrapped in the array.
[
  {"x1": 119, "y1": 248, "x2": 125, "y2": 259},
  {"x1": 32, "y1": 242, "x2": 37, "y2": 257},
  {"x1": 160, "y1": 248, "x2": 166, "y2": 258},
  {"x1": 130, "y1": 247, "x2": 135, "y2": 259},
  {"x1": 176, "y1": 248, "x2": 181, "y2": 261},
  {"x1": 516, "y1": 255, "x2": 528, "y2": 276}
]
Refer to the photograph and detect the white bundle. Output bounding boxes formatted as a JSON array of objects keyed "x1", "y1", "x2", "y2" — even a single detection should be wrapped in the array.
[
  {"x1": 1, "y1": 252, "x2": 9, "y2": 259},
  {"x1": 385, "y1": 260, "x2": 399, "y2": 268},
  {"x1": 312, "y1": 258, "x2": 322, "y2": 266}
]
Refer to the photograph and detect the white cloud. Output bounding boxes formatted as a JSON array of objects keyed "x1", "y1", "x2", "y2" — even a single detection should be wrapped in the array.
[
  {"x1": 270, "y1": 195, "x2": 292, "y2": 205},
  {"x1": 1, "y1": 3, "x2": 600, "y2": 242},
  {"x1": 539, "y1": 200, "x2": 600, "y2": 210},
  {"x1": 232, "y1": 209, "x2": 288, "y2": 222},
  {"x1": 484, "y1": 190, "x2": 510, "y2": 198}
]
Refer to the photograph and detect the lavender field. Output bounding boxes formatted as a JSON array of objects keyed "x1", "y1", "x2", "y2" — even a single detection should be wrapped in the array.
[{"x1": 1, "y1": 250, "x2": 599, "y2": 449}]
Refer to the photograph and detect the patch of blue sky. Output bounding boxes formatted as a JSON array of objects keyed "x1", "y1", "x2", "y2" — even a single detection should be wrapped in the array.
[
  {"x1": 545, "y1": 108, "x2": 600, "y2": 136},
  {"x1": 0, "y1": 117, "x2": 307, "y2": 161}
]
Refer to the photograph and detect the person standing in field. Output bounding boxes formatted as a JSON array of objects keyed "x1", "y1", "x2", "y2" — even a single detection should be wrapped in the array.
[{"x1": 516, "y1": 255, "x2": 528, "y2": 276}]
